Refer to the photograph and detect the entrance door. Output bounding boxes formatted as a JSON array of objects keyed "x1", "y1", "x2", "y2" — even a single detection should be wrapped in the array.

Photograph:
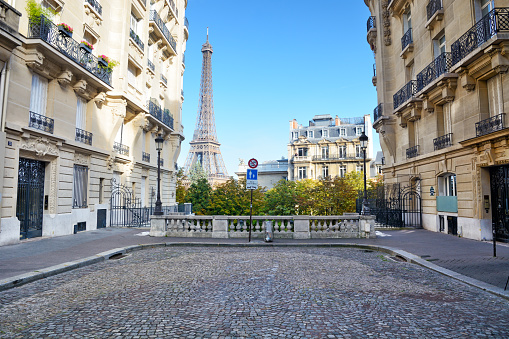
[
  {"x1": 490, "y1": 165, "x2": 509, "y2": 241},
  {"x1": 16, "y1": 158, "x2": 45, "y2": 239}
]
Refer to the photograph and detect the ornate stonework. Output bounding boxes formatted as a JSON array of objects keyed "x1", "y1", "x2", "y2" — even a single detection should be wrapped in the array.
[
  {"x1": 20, "y1": 136, "x2": 59, "y2": 157},
  {"x1": 382, "y1": 0, "x2": 392, "y2": 46},
  {"x1": 74, "y1": 152, "x2": 90, "y2": 166}
]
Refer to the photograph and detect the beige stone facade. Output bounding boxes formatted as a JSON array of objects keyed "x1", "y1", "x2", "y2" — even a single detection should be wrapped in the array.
[
  {"x1": 365, "y1": 0, "x2": 509, "y2": 241},
  {"x1": 288, "y1": 114, "x2": 374, "y2": 181},
  {"x1": 0, "y1": 0, "x2": 188, "y2": 245}
]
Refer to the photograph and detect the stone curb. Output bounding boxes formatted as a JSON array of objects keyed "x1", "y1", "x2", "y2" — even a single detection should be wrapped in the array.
[{"x1": 1, "y1": 242, "x2": 508, "y2": 301}]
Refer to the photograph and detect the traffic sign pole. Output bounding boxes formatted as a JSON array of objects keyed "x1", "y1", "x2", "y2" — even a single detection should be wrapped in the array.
[{"x1": 249, "y1": 188, "x2": 253, "y2": 243}]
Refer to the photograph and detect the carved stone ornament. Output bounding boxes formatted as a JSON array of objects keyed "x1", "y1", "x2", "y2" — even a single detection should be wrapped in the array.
[
  {"x1": 57, "y1": 69, "x2": 73, "y2": 87},
  {"x1": 20, "y1": 137, "x2": 59, "y2": 157},
  {"x1": 24, "y1": 49, "x2": 45, "y2": 70},
  {"x1": 382, "y1": 0, "x2": 392, "y2": 46},
  {"x1": 73, "y1": 79, "x2": 90, "y2": 98},
  {"x1": 74, "y1": 152, "x2": 90, "y2": 166},
  {"x1": 94, "y1": 92, "x2": 106, "y2": 106},
  {"x1": 106, "y1": 155, "x2": 115, "y2": 170}
]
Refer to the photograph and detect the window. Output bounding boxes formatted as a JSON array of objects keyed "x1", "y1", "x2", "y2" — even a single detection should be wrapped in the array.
[
  {"x1": 322, "y1": 129, "x2": 329, "y2": 138},
  {"x1": 322, "y1": 166, "x2": 329, "y2": 178},
  {"x1": 340, "y1": 128, "x2": 346, "y2": 136},
  {"x1": 403, "y1": 9, "x2": 412, "y2": 32},
  {"x1": 377, "y1": 165, "x2": 383, "y2": 174},
  {"x1": 131, "y1": 12, "x2": 139, "y2": 33},
  {"x1": 321, "y1": 146, "x2": 329, "y2": 159},
  {"x1": 141, "y1": 176, "x2": 147, "y2": 207},
  {"x1": 128, "y1": 62, "x2": 139, "y2": 87},
  {"x1": 356, "y1": 145, "x2": 362, "y2": 158},
  {"x1": 298, "y1": 167, "x2": 307, "y2": 180},
  {"x1": 339, "y1": 145, "x2": 346, "y2": 158},
  {"x1": 297, "y1": 148, "x2": 308, "y2": 157},
  {"x1": 292, "y1": 132, "x2": 298, "y2": 140},
  {"x1": 308, "y1": 130, "x2": 314, "y2": 138},
  {"x1": 30, "y1": 73, "x2": 48, "y2": 116},
  {"x1": 357, "y1": 165, "x2": 364, "y2": 173},
  {"x1": 481, "y1": 0, "x2": 494, "y2": 18},
  {"x1": 99, "y1": 178, "x2": 104, "y2": 204},
  {"x1": 439, "y1": 173, "x2": 457, "y2": 196},
  {"x1": 356, "y1": 127, "x2": 363, "y2": 135},
  {"x1": 73, "y1": 165, "x2": 89, "y2": 208},
  {"x1": 339, "y1": 166, "x2": 346, "y2": 178},
  {"x1": 76, "y1": 95, "x2": 87, "y2": 129}
]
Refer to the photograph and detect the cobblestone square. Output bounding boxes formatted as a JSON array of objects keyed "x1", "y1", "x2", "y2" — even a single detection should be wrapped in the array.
[{"x1": 1, "y1": 247, "x2": 508, "y2": 338}]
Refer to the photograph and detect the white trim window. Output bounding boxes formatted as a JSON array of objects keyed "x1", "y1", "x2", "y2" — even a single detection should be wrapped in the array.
[
  {"x1": 73, "y1": 165, "x2": 89, "y2": 208},
  {"x1": 322, "y1": 166, "x2": 329, "y2": 178},
  {"x1": 356, "y1": 165, "x2": 364, "y2": 173},
  {"x1": 298, "y1": 167, "x2": 307, "y2": 180},
  {"x1": 308, "y1": 130, "x2": 314, "y2": 138},
  {"x1": 339, "y1": 165, "x2": 346, "y2": 178},
  {"x1": 292, "y1": 132, "x2": 299, "y2": 140},
  {"x1": 321, "y1": 146, "x2": 329, "y2": 159},
  {"x1": 356, "y1": 145, "x2": 362, "y2": 158},
  {"x1": 340, "y1": 128, "x2": 346, "y2": 137},
  {"x1": 128, "y1": 62, "x2": 138, "y2": 88},
  {"x1": 297, "y1": 148, "x2": 308, "y2": 157},
  {"x1": 439, "y1": 173, "x2": 457, "y2": 196},
  {"x1": 322, "y1": 129, "x2": 329, "y2": 138},
  {"x1": 339, "y1": 145, "x2": 346, "y2": 158},
  {"x1": 30, "y1": 73, "x2": 48, "y2": 116},
  {"x1": 356, "y1": 127, "x2": 363, "y2": 135},
  {"x1": 76, "y1": 95, "x2": 87, "y2": 129}
]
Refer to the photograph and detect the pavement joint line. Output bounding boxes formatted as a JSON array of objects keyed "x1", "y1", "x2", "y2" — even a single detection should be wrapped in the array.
[{"x1": 1, "y1": 241, "x2": 509, "y2": 301}]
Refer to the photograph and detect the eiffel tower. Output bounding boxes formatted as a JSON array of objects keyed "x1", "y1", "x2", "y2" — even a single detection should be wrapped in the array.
[{"x1": 183, "y1": 29, "x2": 229, "y2": 186}]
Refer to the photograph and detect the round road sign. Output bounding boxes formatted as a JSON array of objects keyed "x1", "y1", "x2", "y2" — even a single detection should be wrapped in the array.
[{"x1": 248, "y1": 158, "x2": 258, "y2": 169}]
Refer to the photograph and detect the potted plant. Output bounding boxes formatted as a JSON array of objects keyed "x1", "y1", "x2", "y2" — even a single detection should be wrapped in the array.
[
  {"x1": 97, "y1": 55, "x2": 119, "y2": 74},
  {"x1": 79, "y1": 40, "x2": 94, "y2": 53},
  {"x1": 57, "y1": 23, "x2": 73, "y2": 38},
  {"x1": 25, "y1": 0, "x2": 55, "y2": 25}
]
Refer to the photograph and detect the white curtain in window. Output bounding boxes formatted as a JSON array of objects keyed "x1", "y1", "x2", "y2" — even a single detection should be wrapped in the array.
[
  {"x1": 487, "y1": 76, "x2": 501, "y2": 117},
  {"x1": 73, "y1": 165, "x2": 89, "y2": 208},
  {"x1": 30, "y1": 73, "x2": 48, "y2": 116},
  {"x1": 76, "y1": 95, "x2": 87, "y2": 129},
  {"x1": 141, "y1": 176, "x2": 146, "y2": 207},
  {"x1": 128, "y1": 64, "x2": 137, "y2": 86}
]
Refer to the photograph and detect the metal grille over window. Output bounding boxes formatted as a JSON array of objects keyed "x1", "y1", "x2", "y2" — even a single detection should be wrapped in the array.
[{"x1": 73, "y1": 165, "x2": 88, "y2": 208}]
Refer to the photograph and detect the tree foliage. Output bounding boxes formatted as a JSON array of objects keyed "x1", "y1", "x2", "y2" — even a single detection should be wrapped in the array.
[
  {"x1": 175, "y1": 167, "x2": 188, "y2": 204},
  {"x1": 263, "y1": 179, "x2": 297, "y2": 215},
  {"x1": 207, "y1": 178, "x2": 264, "y2": 215},
  {"x1": 187, "y1": 177, "x2": 212, "y2": 215}
]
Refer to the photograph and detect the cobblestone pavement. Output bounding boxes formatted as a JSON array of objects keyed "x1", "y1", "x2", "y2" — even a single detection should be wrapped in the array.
[{"x1": 1, "y1": 247, "x2": 509, "y2": 338}]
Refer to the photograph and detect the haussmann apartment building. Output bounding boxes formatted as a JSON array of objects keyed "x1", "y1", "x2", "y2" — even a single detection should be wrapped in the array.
[
  {"x1": 0, "y1": 0, "x2": 189, "y2": 245},
  {"x1": 365, "y1": 0, "x2": 509, "y2": 241}
]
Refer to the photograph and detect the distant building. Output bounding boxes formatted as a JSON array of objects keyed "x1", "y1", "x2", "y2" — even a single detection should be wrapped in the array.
[
  {"x1": 288, "y1": 115, "x2": 374, "y2": 180},
  {"x1": 237, "y1": 158, "x2": 288, "y2": 190},
  {"x1": 371, "y1": 151, "x2": 384, "y2": 177}
]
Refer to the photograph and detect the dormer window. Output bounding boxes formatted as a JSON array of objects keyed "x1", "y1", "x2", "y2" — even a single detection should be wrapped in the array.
[
  {"x1": 340, "y1": 128, "x2": 346, "y2": 136},
  {"x1": 322, "y1": 129, "x2": 329, "y2": 138},
  {"x1": 356, "y1": 127, "x2": 363, "y2": 135},
  {"x1": 308, "y1": 130, "x2": 314, "y2": 138},
  {"x1": 292, "y1": 132, "x2": 299, "y2": 140}
]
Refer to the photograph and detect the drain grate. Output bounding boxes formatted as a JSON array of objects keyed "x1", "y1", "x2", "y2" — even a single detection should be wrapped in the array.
[{"x1": 109, "y1": 253, "x2": 127, "y2": 260}]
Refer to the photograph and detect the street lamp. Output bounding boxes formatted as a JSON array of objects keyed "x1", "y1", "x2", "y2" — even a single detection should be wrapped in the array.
[
  {"x1": 359, "y1": 130, "x2": 369, "y2": 215},
  {"x1": 154, "y1": 133, "x2": 164, "y2": 215}
]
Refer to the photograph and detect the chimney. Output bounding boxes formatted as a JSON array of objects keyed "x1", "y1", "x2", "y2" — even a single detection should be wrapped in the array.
[
  {"x1": 290, "y1": 119, "x2": 298, "y2": 129},
  {"x1": 335, "y1": 115, "x2": 340, "y2": 126}
]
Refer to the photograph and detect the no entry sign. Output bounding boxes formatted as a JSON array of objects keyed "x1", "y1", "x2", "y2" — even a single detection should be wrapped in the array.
[{"x1": 248, "y1": 158, "x2": 258, "y2": 169}]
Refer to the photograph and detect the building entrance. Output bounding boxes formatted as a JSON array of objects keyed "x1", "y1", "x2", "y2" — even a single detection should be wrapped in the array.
[
  {"x1": 16, "y1": 158, "x2": 45, "y2": 239},
  {"x1": 490, "y1": 165, "x2": 509, "y2": 242}
]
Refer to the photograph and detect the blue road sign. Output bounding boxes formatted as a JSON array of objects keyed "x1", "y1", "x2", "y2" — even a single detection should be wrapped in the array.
[{"x1": 247, "y1": 169, "x2": 258, "y2": 180}]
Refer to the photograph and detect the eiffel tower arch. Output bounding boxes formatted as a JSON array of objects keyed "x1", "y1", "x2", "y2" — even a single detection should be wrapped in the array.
[{"x1": 183, "y1": 30, "x2": 229, "y2": 186}]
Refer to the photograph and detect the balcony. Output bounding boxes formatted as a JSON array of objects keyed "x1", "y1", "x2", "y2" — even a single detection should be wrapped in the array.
[
  {"x1": 393, "y1": 80, "x2": 417, "y2": 110},
  {"x1": 476, "y1": 113, "x2": 506, "y2": 137},
  {"x1": 367, "y1": 16, "x2": 377, "y2": 52},
  {"x1": 142, "y1": 151, "x2": 150, "y2": 162},
  {"x1": 401, "y1": 28, "x2": 413, "y2": 51},
  {"x1": 29, "y1": 111, "x2": 54, "y2": 134},
  {"x1": 147, "y1": 99, "x2": 174, "y2": 130},
  {"x1": 160, "y1": 74, "x2": 167, "y2": 86},
  {"x1": 75, "y1": 128, "x2": 93, "y2": 145},
  {"x1": 374, "y1": 103, "x2": 383, "y2": 122},
  {"x1": 372, "y1": 63, "x2": 377, "y2": 86},
  {"x1": 113, "y1": 142, "x2": 129, "y2": 156},
  {"x1": 416, "y1": 52, "x2": 453, "y2": 92},
  {"x1": 406, "y1": 145, "x2": 419, "y2": 159},
  {"x1": 84, "y1": 0, "x2": 102, "y2": 16},
  {"x1": 163, "y1": 108, "x2": 174, "y2": 129},
  {"x1": 427, "y1": 0, "x2": 442, "y2": 20},
  {"x1": 28, "y1": 15, "x2": 112, "y2": 86},
  {"x1": 451, "y1": 8, "x2": 509, "y2": 66},
  {"x1": 433, "y1": 133, "x2": 452, "y2": 151},
  {"x1": 166, "y1": 0, "x2": 177, "y2": 19},
  {"x1": 367, "y1": 16, "x2": 376, "y2": 32},
  {"x1": 147, "y1": 59, "x2": 155, "y2": 72},
  {"x1": 184, "y1": 17, "x2": 189, "y2": 39},
  {"x1": 311, "y1": 154, "x2": 362, "y2": 162},
  {"x1": 129, "y1": 29, "x2": 145, "y2": 51},
  {"x1": 149, "y1": 10, "x2": 177, "y2": 56},
  {"x1": 292, "y1": 156, "x2": 310, "y2": 162}
]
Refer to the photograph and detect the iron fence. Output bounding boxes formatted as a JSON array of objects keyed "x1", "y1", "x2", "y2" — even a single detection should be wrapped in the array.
[
  {"x1": 406, "y1": 145, "x2": 419, "y2": 159},
  {"x1": 147, "y1": 59, "x2": 155, "y2": 71},
  {"x1": 476, "y1": 113, "x2": 506, "y2": 136},
  {"x1": 148, "y1": 99, "x2": 162, "y2": 120},
  {"x1": 427, "y1": 0, "x2": 443, "y2": 20},
  {"x1": 75, "y1": 127, "x2": 93, "y2": 145},
  {"x1": 367, "y1": 16, "x2": 376, "y2": 32},
  {"x1": 142, "y1": 151, "x2": 150, "y2": 162},
  {"x1": 374, "y1": 103, "x2": 382, "y2": 122},
  {"x1": 85, "y1": 0, "x2": 102, "y2": 15},
  {"x1": 416, "y1": 52, "x2": 452, "y2": 91},
  {"x1": 149, "y1": 10, "x2": 177, "y2": 53},
  {"x1": 113, "y1": 141, "x2": 129, "y2": 156},
  {"x1": 433, "y1": 133, "x2": 453, "y2": 151},
  {"x1": 129, "y1": 29, "x2": 145, "y2": 50},
  {"x1": 401, "y1": 28, "x2": 413, "y2": 51},
  {"x1": 393, "y1": 80, "x2": 417, "y2": 109},
  {"x1": 29, "y1": 111, "x2": 54, "y2": 134},
  {"x1": 452, "y1": 8, "x2": 509, "y2": 65}
]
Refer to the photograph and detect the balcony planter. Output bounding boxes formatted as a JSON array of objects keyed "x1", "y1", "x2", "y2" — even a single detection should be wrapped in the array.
[
  {"x1": 98, "y1": 57, "x2": 108, "y2": 67},
  {"x1": 57, "y1": 24, "x2": 73, "y2": 38},
  {"x1": 79, "y1": 41, "x2": 94, "y2": 53}
]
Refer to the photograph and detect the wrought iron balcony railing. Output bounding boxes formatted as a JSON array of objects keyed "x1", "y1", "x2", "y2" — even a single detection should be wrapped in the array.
[
  {"x1": 147, "y1": 59, "x2": 155, "y2": 71},
  {"x1": 142, "y1": 151, "x2": 150, "y2": 162},
  {"x1": 163, "y1": 108, "x2": 174, "y2": 129},
  {"x1": 427, "y1": 0, "x2": 443, "y2": 20},
  {"x1": 393, "y1": 80, "x2": 417, "y2": 109},
  {"x1": 148, "y1": 99, "x2": 174, "y2": 129},
  {"x1": 311, "y1": 154, "x2": 362, "y2": 161},
  {"x1": 75, "y1": 128, "x2": 93, "y2": 145},
  {"x1": 161, "y1": 74, "x2": 167, "y2": 85},
  {"x1": 168, "y1": 0, "x2": 176, "y2": 13},
  {"x1": 452, "y1": 8, "x2": 509, "y2": 65},
  {"x1": 28, "y1": 15, "x2": 112, "y2": 85},
  {"x1": 476, "y1": 113, "x2": 506, "y2": 137},
  {"x1": 113, "y1": 142, "x2": 129, "y2": 156},
  {"x1": 406, "y1": 145, "x2": 419, "y2": 159},
  {"x1": 374, "y1": 103, "x2": 383, "y2": 122},
  {"x1": 184, "y1": 17, "x2": 189, "y2": 30},
  {"x1": 85, "y1": 0, "x2": 102, "y2": 16},
  {"x1": 401, "y1": 28, "x2": 413, "y2": 51},
  {"x1": 159, "y1": 158, "x2": 164, "y2": 167},
  {"x1": 416, "y1": 52, "x2": 452, "y2": 92},
  {"x1": 433, "y1": 133, "x2": 452, "y2": 151},
  {"x1": 129, "y1": 29, "x2": 145, "y2": 51},
  {"x1": 367, "y1": 16, "x2": 376, "y2": 32},
  {"x1": 29, "y1": 111, "x2": 54, "y2": 134},
  {"x1": 149, "y1": 10, "x2": 177, "y2": 54}
]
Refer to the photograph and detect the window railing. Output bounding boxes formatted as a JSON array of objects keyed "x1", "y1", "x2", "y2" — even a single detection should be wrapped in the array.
[
  {"x1": 147, "y1": 59, "x2": 155, "y2": 71},
  {"x1": 367, "y1": 16, "x2": 376, "y2": 32},
  {"x1": 161, "y1": 74, "x2": 167, "y2": 85},
  {"x1": 148, "y1": 99, "x2": 174, "y2": 129},
  {"x1": 311, "y1": 154, "x2": 362, "y2": 161},
  {"x1": 393, "y1": 80, "x2": 417, "y2": 109},
  {"x1": 374, "y1": 103, "x2": 383, "y2": 121},
  {"x1": 159, "y1": 158, "x2": 164, "y2": 167},
  {"x1": 142, "y1": 151, "x2": 150, "y2": 162},
  {"x1": 28, "y1": 15, "x2": 112, "y2": 85},
  {"x1": 163, "y1": 108, "x2": 174, "y2": 129},
  {"x1": 406, "y1": 145, "x2": 419, "y2": 159},
  {"x1": 433, "y1": 133, "x2": 452, "y2": 151},
  {"x1": 129, "y1": 29, "x2": 145, "y2": 51},
  {"x1": 184, "y1": 17, "x2": 189, "y2": 30},
  {"x1": 416, "y1": 52, "x2": 452, "y2": 92},
  {"x1": 401, "y1": 28, "x2": 413, "y2": 51},
  {"x1": 85, "y1": 0, "x2": 102, "y2": 16},
  {"x1": 451, "y1": 8, "x2": 509, "y2": 65},
  {"x1": 113, "y1": 142, "x2": 129, "y2": 156},
  {"x1": 75, "y1": 128, "x2": 93, "y2": 145},
  {"x1": 149, "y1": 10, "x2": 177, "y2": 54},
  {"x1": 29, "y1": 111, "x2": 54, "y2": 134},
  {"x1": 427, "y1": 0, "x2": 443, "y2": 20},
  {"x1": 476, "y1": 113, "x2": 506, "y2": 137}
]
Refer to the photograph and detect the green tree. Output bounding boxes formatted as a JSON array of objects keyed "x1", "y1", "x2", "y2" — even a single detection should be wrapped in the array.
[
  {"x1": 295, "y1": 179, "x2": 318, "y2": 215},
  {"x1": 175, "y1": 167, "x2": 188, "y2": 204},
  {"x1": 188, "y1": 162, "x2": 207, "y2": 184},
  {"x1": 187, "y1": 177, "x2": 212, "y2": 215},
  {"x1": 263, "y1": 179, "x2": 297, "y2": 215},
  {"x1": 207, "y1": 178, "x2": 264, "y2": 215}
]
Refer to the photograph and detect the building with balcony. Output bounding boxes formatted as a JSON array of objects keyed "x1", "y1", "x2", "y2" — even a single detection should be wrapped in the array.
[
  {"x1": 236, "y1": 158, "x2": 289, "y2": 190},
  {"x1": 0, "y1": 0, "x2": 189, "y2": 245},
  {"x1": 288, "y1": 114, "x2": 374, "y2": 181},
  {"x1": 365, "y1": 0, "x2": 509, "y2": 241}
]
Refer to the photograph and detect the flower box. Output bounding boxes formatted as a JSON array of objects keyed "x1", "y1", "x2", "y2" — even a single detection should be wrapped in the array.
[
  {"x1": 98, "y1": 57, "x2": 108, "y2": 67},
  {"x1": 58, "y1": 25, "x2": 72, "y2": 38},
  {"x1": 79, "y1": 41, "x2": 94, "y2": 53}
]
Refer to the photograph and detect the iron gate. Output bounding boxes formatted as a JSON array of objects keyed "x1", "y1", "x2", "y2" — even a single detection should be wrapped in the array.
[
  {"x1": 110, "y1": 178, "x2": 149, "y2": 227},
  {"x1": 17, "y1": 158, "x2": 45, "y2": 239},
  {"x1": 490, "y1": 165, "x2": 509, "y2": 242}
]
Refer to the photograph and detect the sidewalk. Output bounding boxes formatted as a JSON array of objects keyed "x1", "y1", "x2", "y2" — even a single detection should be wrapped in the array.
[{"x1": 0, "y1": 227, "x2": 508, "y2": 294}]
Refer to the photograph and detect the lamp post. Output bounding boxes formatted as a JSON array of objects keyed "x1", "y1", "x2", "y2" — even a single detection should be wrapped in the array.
[
  {"x1": 154, "y1": 133, "x2": 164, "y2": 215},
  {"x1": 359, "y1": 130, "x2": 369, "y2": 215}
]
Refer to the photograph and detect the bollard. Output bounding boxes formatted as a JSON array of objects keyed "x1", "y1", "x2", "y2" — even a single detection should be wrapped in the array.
[{"x1": 264, "y1": 221, "x2": 273, "y2": 242}]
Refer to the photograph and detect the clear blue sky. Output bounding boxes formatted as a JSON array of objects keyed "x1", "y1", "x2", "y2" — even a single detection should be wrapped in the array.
[{"x1": 178, "y1": 0, "x2": 379, "y2": 177}]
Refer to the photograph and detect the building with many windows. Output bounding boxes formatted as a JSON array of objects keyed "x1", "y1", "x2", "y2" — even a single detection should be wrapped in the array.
[
  {"x1": 365, "y1": 0, "x2": 509, "y2": 241},
  {"x1": 0, "y1": 0, "x2": 188, "y2": 245},
  {"x1": 288, "y1": 114, "x2": 374, "y2": 181}
]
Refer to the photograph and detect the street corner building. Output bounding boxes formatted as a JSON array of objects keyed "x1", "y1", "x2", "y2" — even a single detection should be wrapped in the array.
[
  {"x1": 287, "y1": 114, "x2": 379, "y2": 180},
  {"x1": 0, "y1": 0, "x2": 189, "y2": 245},
  {"x1": 365, "y1": 0, "x2": 509, "y2": 241}
]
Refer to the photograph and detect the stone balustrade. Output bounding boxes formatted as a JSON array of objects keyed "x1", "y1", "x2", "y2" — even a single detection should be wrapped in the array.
[{"x1": 150, "y1": 214, "x2": 376, "y2": 239}]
